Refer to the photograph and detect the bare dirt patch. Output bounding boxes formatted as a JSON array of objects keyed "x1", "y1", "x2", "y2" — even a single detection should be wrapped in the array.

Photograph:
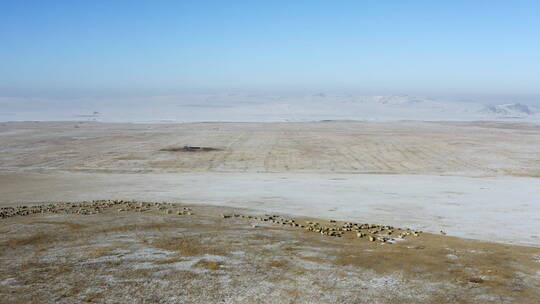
[
  {"x1": 151, "y1": 234, "x2": 227, "y2": 256},
  {"x1": 160, "y1": 145, "x2": 222, "y2": 152}
]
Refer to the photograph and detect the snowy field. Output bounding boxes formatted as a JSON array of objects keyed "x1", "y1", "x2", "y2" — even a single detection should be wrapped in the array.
[{"x1": 1, "y1": 93, "x2": 539, "y2": 123}]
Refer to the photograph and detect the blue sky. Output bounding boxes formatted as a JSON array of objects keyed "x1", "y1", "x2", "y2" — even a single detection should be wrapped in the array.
[{"x1": 1, "y1": 1, "x2": 539, "y2": 99}]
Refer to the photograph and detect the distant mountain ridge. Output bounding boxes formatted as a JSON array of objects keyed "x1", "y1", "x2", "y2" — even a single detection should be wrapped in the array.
[{"x1": 480, "y1": 103, "x2": 535, "y2": 118}]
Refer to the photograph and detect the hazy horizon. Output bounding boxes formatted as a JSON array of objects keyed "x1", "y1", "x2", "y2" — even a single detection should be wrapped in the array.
[{"x1": 2, "y1": 1, "x2": 540, "y2": 101}]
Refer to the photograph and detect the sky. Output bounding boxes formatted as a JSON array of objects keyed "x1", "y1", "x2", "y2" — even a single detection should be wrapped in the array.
[{"x1": 1, "y1": 0, "x2": 540, "y2": 100}]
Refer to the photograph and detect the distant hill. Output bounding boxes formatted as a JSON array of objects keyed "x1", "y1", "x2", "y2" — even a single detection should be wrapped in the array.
[{"x1": 480, "y1": 103, "x2": 535, "y2": 118}]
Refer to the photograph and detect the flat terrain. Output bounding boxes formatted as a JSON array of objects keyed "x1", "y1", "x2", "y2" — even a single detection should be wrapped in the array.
[
  {"x1": 1, "y1": 121, "x2": 540, "y2": 246},
  {"x1": 1, "y1": 121, "x2": 540, "y2": 303},
  {"x1": 1, "y1": 121, "x2": 540, "y2": 176},
  {"x1": 1, "y1": 202, "x2": 539, "y2": 304}
]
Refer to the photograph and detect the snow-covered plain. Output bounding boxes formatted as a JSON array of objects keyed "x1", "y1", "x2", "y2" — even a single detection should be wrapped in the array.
[
  {"x1": 1, "y1": 172, "x2": 540, "y2": 247},
  {"x1": 1, "y1": 93, "x2": 539, "y2": 123}
]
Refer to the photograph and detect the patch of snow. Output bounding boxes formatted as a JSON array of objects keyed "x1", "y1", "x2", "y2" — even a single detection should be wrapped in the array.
[
  {"x1": 0, "y1": 278, "x2": 17, "y2": 287},
  {"x1": 368, "y1": 275, "x2": 400, "y2": 288},
  {"x1": 446, "y1": 254, "x2": 459, "y2": 260},
  {"x1": 83, "y1": 246, "x2": 173, "y2": 265}
]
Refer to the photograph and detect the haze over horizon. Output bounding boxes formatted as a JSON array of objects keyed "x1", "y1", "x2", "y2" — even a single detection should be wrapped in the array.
[{"x1": 1, "y1": 1, "x2": 540, "y2": 102}]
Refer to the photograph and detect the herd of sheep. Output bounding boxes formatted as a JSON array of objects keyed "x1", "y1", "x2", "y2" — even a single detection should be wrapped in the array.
[{"x1": 1, "y1": 200, "x2": 424, "y2": 245}]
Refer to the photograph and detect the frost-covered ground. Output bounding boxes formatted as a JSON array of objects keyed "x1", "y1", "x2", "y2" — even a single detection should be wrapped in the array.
[
  {"x1": 1, "y1": 172, "x2": 539, "y2": 247},
  {"x1": 1, "y1": 204, "x2": 539, "y2": 304},
  {"x1": 1, "y1": 93, "x2": 539, "y2": 122}
]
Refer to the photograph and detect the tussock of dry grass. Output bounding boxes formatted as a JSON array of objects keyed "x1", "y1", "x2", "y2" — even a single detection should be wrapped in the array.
[
  {"x1": 2, "y1": 232, "x2": 53, "y2": 249},
  {"x1": 151, "y1": 235, "x2": 227, "y2": 256},
  {"x1": 34, "y1": 220, "x2": 85, "y2": 229},
  {"x1": 299, "y1": 256, "x2": 325, "y2": 263},
  {"x1": 15, "y1": 261, "x2": 75, "y2": 284},
  {"x1": 265, "y1": 260, "x2": 289, "y2": 269},
  {"x1": 194, "y1": 259, "x2": 222, "y2": 270},
  {"x1": 95, "y1": 222, "x2": 178, "y2": 234}
]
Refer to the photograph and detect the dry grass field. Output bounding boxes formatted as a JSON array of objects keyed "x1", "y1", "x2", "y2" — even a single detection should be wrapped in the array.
[
  {"x1": 1, "y1": 202, "x2": 539, "y2": 304},
  {"x1": 1, "y1": 121, "x2": 540, "y2": 176}
]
